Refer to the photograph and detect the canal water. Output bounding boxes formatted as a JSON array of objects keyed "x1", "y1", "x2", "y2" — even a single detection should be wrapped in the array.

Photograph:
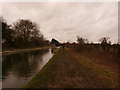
[{"x1": 2, "y1": 48, "x2": 53, "y2": 88}]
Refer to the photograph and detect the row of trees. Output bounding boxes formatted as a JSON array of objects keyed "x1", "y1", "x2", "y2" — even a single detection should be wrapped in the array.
[
  {"x1": 76, "y1": 36, "x2": 119, "y2": 53},
  {"x1": 1, "y1": 17, "x2": 49, "y2": 49}
]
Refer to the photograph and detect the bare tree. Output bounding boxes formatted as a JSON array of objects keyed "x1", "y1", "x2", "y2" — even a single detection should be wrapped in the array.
[
  {"x1": 76, "y1": 36, "x2": 86, "y2": 52},
  {"x1": 99, "y1": 37, "x2": 110, "y2": 51},
  {"x1": 13, "y1": 19, "x2": 42, "y2": 47},
  {"x1": 77, "y1": 36, "x2": 85, "y2": 45}
]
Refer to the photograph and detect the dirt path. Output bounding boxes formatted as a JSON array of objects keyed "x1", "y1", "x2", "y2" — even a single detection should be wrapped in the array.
[{"x1": 25, "y1": 48, "x2": 118, "y2": 88}]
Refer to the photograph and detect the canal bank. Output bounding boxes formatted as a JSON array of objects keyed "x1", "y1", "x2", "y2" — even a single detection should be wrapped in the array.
[
  {"x1": 2, "y1": 47, "x2": 53, "y2": 88},
  {"x1": 2, "y1": 46, "x2": 50, "y2": 55},
  {"x1": 24, "y1": 48, "x2": 118, "y2": 88}
]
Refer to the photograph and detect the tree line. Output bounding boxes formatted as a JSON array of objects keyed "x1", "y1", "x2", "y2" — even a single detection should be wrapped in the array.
[
  {"x1": 1, "y1": 17, "x2": 49, "y2": 50},
  {"x1": 77, "y1": 36, "x2": 119, "y2": 53},
  {"x1": 64, "y1": 36, "x2": 119, "y2": 54},
  {"x1": 1, "y1": 17, "x2": 120, "y2": 53}
]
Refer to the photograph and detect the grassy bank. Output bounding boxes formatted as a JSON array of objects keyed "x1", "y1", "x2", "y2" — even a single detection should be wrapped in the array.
[
  {"x1": 24, "y1": 48, "x2": 118, "y2": 88},
  {"x1": 24, "y1": 48, "x2": 62, "y2": 88},
  {"x1": 2, "y1": 46, "x2": 50, "y2": 55}
]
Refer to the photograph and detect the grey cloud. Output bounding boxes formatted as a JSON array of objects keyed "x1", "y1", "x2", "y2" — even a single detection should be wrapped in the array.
[{"x1": 2, "y1": 2, "x2": 118, "y2": 43}]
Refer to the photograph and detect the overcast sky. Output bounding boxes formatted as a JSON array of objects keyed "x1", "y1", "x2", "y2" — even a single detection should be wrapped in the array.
[{"x1": 1, "y1": 2, "x2": 118, "y2": 43}]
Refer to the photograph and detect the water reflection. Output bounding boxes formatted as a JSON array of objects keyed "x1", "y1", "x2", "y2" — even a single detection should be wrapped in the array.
[{"x1": 2, "y1": 48, "x2": 53, "y2": 88}]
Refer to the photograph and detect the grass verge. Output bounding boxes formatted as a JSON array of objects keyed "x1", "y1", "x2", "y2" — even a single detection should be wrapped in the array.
[{"x1": 24, "y1": 48, "x2": 118, "y2": 88}]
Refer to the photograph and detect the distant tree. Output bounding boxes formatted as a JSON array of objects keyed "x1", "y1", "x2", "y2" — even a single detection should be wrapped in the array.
[
  {"x1": 85, "y1": 39, "x2": 89, "y2": 44},
  {"x1": 77, "y1": 36, "x2": 85, "y2": 45},
  {"x1": 99, "y1": 37, "x2": 110, "y2": 51},
  {"x1": 76, "y1": 36, "x2": 86, "y2": 52},
  {"x1": 13, "y1": 19, "x2": 42, "y2": 47}
]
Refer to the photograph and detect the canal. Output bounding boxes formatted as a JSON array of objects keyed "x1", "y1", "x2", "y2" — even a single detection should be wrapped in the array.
[{"x1": 2, "y1": 48, "x2": 53, "y2": 88}]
